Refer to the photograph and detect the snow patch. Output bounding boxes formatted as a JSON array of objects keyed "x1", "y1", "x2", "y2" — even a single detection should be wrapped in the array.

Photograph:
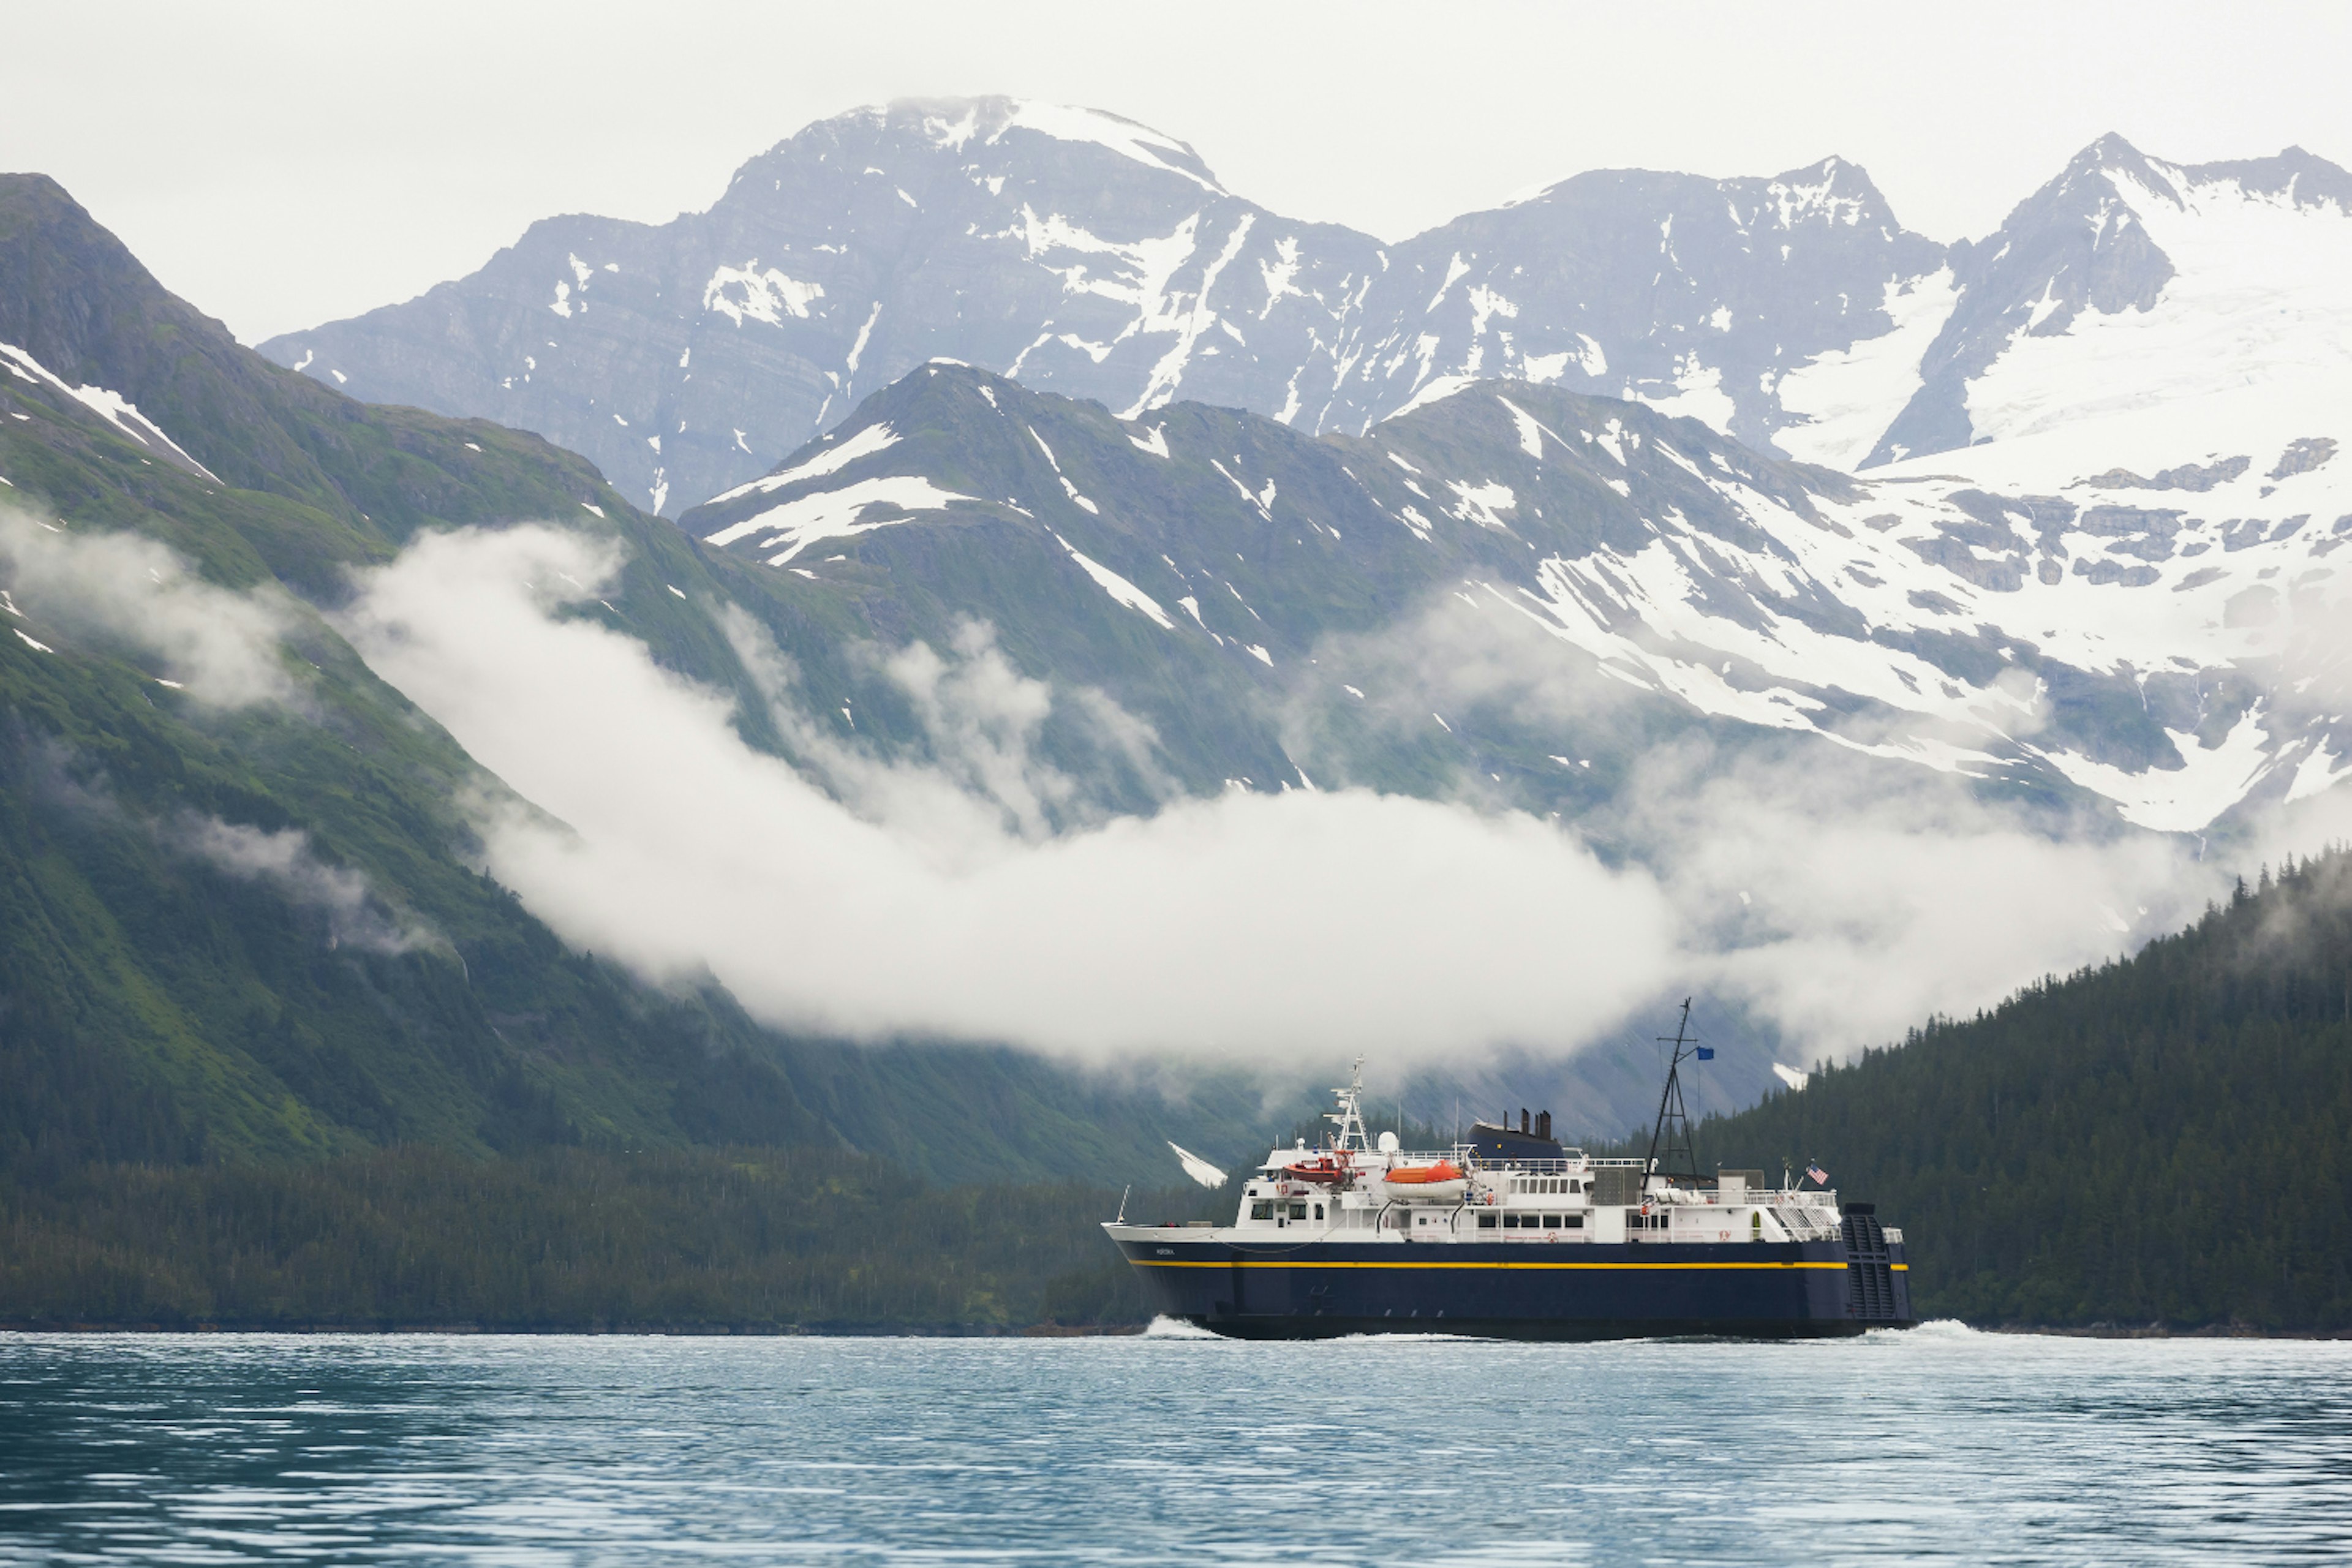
[
  {"x1": 704, "y1": 474, "x2": 980, "y2": 562},
  {"x1": 707, "y1": 423, "x2": 901, "y2": 506},
  {"x1": 1055, "y1": 533, "x2": 1174, "y2": 629},
  {"x1": 995, "y1": 102, "x2": 1226, "y2": 194},
  {"x1": 703, "y1": 263, "x2": 825, "y2": 326}
]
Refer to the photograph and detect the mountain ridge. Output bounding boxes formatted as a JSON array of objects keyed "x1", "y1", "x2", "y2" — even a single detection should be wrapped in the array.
[
  {"x1": 258, "y1": 96, "x2": 1958, "y2": 515},
  {"x1": 258, "y1": 98, "x2": 2352, "y2": 565}
]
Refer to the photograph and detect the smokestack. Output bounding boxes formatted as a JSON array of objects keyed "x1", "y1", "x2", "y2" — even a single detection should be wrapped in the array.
[
  {"x1": 1520, "y1": 1108, "x2": 1529, "y2": 1134},
  {"x1": 1538, "y1": 1110, "x2": 1551, "y2": 1141}
]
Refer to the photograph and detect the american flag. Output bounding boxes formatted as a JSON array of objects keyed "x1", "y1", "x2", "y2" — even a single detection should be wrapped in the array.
[{"x1": 1806, "y1": 1164, "x2": 1829, "y2": 1186}]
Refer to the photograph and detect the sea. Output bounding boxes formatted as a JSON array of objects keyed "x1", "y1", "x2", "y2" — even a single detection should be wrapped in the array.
[{"x1": 2, "y1": 1324, "x2": 2348, "y2": 1566}]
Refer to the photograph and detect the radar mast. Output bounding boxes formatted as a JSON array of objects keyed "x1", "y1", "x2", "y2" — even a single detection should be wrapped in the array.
[
  {"x1": 1327, "y1": 1057, "x2": 1370, "y2": 1153},
  {"x1": 1645, "y1": 999, "x2": 1704, "y2": 1186}
]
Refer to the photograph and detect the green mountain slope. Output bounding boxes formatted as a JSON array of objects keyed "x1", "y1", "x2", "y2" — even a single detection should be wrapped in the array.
[
  {"x1": 0, "y1": 174, "x2": 1285, "y2": 1187},
  {"x1": 1702, "y1": 849, "x2": 2352, "y2": 1330}
]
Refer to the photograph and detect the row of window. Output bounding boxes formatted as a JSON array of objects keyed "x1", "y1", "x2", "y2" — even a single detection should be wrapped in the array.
[
  {"x1": 1510, "y1": 1177, "x2": 1583, "y2": 1196},
  {"x1": 1477, "y1": 1213, "x2": 1584, "y2": 1230}
]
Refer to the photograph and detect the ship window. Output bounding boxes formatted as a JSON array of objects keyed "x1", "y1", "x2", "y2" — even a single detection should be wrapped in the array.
[
  {"x1": 1313, "y1": 1204, "x2": 1324, "y2": 1221},
  {"x1": 1477, "y1": 1214, "x2": 1498, "y2": 1229},
  {"x1": 1543, "y1": 1215, "x2": 1562, "y2": 1227},
  {"x1": 1250, "y1": 1201, "x2": 1273, "y2": 1221},
  {"x1": 1288, "y1": 1202, "x2": 1308, "y2": 1221},
  {"x1": 1501, "y1": 1213, "x2": 1521, "y2": 1229},
  {"x1": 1566, "y1": 1215, "x2": 1584, "y2": 1229},
  {"x1": 1570, "y1": 1180, "x2": 1583, "y2": 1194}
]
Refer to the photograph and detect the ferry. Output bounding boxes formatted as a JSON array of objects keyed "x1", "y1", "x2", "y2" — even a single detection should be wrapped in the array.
[{"x1": 1105, "y1": 1005, "x2": 1913, "y2": 1339}]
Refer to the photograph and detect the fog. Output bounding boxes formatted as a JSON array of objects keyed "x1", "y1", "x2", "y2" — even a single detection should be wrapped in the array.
[
  {"x1": 327, "y1": 524, "x2": 2231, "y2": 1069},
  {"x1": 336, "y1": 526, "x2": 1681, "y2": 1060}
]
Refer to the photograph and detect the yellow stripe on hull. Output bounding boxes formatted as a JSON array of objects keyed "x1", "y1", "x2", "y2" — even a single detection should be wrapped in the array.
[{"x1": 1134, "y1": 1258, "x2": 1852, "y2": 1272}]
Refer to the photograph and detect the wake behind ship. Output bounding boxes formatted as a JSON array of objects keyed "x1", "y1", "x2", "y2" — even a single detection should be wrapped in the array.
[{"x1": 1105, "y1": 1021, "x2": 1912, "y2": 1340}]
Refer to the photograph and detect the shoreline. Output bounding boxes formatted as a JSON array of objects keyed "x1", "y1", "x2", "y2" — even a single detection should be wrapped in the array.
[{"x1": 4, "y1": 1320, "x2": 2346, "y2": 1340}]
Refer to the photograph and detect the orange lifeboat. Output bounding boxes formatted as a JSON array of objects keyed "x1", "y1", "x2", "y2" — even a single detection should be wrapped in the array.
[{"x1": 1380, "y1": 1159, "x2": 1469, "y2": 1203}]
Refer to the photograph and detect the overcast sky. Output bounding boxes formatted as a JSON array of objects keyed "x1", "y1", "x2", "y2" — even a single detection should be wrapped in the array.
[{"x1": 11, "y1": 1, "x2": 2350, "y2": 344}]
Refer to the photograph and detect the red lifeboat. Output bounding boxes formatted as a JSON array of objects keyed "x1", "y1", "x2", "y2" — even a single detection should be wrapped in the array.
[{"x1": 1282, "y1": 1153, "x2": 1353, "y2": 1186}]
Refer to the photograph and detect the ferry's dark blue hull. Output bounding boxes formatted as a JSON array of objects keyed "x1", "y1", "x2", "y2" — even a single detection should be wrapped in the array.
[{"x1": 1112, "y1": 1231, "x2": 1912, "y2": 1340}]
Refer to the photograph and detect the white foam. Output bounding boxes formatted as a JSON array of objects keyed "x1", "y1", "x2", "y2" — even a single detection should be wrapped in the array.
[{"x1": 1141, "y1": 1316, "x2": 1222, "y2": 1339}]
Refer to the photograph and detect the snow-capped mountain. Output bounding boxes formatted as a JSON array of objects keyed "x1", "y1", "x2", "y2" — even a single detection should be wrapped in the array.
[
  {"x1": 1861, "y1": 137, "x2": 2352, "y2": 467},
  {"x1": 259, "y1": 104, "x2": 2352, "y2": 833},
  {"x1": 260, "y1": 97, "x2": 1956, "y2": 516},
  {"x1": 681, "y1": 360, "x2": 2352, "y2": 837},
  {"x1": 262, "y1": 99, "x2": 1384, "y2": 517},
  {"x1": 1318, "y1": 157, "x2": 1949, "y2": 454}
]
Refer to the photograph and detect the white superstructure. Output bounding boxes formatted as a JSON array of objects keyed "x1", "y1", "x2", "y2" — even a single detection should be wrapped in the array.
[{"x1": 1143, "y1": 1060, "x2": 1890, "y2": 1250}]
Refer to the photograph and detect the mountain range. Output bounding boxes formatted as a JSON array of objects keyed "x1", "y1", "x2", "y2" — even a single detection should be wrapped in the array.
[
  {"x1": 10, "y1": 98, "x2": 2352, "y2": 1185},
  {"x1": 252, "y1": 100, "x2": 2352, "y2": 840},
  {"x1": 261, "y1": 102, "x2": 2352, "y2": 521}
]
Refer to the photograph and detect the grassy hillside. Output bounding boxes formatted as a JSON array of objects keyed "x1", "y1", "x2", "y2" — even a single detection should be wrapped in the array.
[{"x1": 1703, "y1": 850, "x2": 2352, "y2": 1331}]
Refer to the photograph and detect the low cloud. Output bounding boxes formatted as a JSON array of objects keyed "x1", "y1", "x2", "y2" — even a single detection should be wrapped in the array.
[
  {"x1": 336, "y1": 527, "x2": 1681, "y2": 1061},
  {"x1": 1617, "y1": 741, "x2": 2209, "y2": 1054},
  {"x1": 1289, "y1": 590, "x2": 2225, "y2": 1060},
  {"x1": 173, "y1": 815, "x2": 442, "y2": 955},
  {"x1": 327, "y1": 524, "x2": 2256, "y2": 1077},
  {"x1": 0, "y1": 508, "x2": 299, "y2": 706}
]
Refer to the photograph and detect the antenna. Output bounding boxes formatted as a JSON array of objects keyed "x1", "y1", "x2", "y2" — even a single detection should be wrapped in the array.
[
  {"x1": 1325, "y1": 1057, "x2": 1370, "y2": 1153},
  {"x1": 1643, "y1": 998, "x2": 1703, "y2": 1187}
]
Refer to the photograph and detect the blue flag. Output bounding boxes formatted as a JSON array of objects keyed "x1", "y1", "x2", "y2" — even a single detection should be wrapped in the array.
[{"x1": 1694, "y1": 1046, "x2": 1715, "y2": 1060}]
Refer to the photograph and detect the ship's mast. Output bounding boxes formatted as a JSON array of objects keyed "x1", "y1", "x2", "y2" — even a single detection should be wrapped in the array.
[
  {"x1": 1644, "y1": 998, "x2": 1703, "y2": 1186},
  {"x1": 1327, "y1": 1057, "x2": 1370, "y2": 1153}
]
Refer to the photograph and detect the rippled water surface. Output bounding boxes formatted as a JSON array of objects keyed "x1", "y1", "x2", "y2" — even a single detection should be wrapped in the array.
[{"x1": 3, "y1": 1326, "x2": 2349, "y2": 1564}]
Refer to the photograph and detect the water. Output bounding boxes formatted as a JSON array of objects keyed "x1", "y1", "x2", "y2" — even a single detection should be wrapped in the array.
[{"x1": 2, "y1": 1325, "x2": 2348, "y2": 1566}]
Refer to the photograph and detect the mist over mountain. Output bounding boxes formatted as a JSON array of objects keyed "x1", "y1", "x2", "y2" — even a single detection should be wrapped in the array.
[{"x1": 15, "y1": 94, "x2": 2352, "y2": 1171}]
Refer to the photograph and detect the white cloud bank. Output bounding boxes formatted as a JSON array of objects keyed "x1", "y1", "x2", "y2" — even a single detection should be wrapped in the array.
[
  {"x1": 336, "y1": 526, "x2": 1681, "y2": 1060},
  {"x1": 318, "y1": 524, "x2": 2247, "y2": 1069}
]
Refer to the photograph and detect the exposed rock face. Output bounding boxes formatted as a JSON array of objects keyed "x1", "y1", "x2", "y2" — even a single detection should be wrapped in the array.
[{"x1": 1317, "y1": 157, "x2": 1950, "y2": 458}]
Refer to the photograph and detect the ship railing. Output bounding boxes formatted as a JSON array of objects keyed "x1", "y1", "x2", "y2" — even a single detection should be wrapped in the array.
[{"x1": 1455, "y1": 1155, "x2": 1647, "y2": 1174}]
